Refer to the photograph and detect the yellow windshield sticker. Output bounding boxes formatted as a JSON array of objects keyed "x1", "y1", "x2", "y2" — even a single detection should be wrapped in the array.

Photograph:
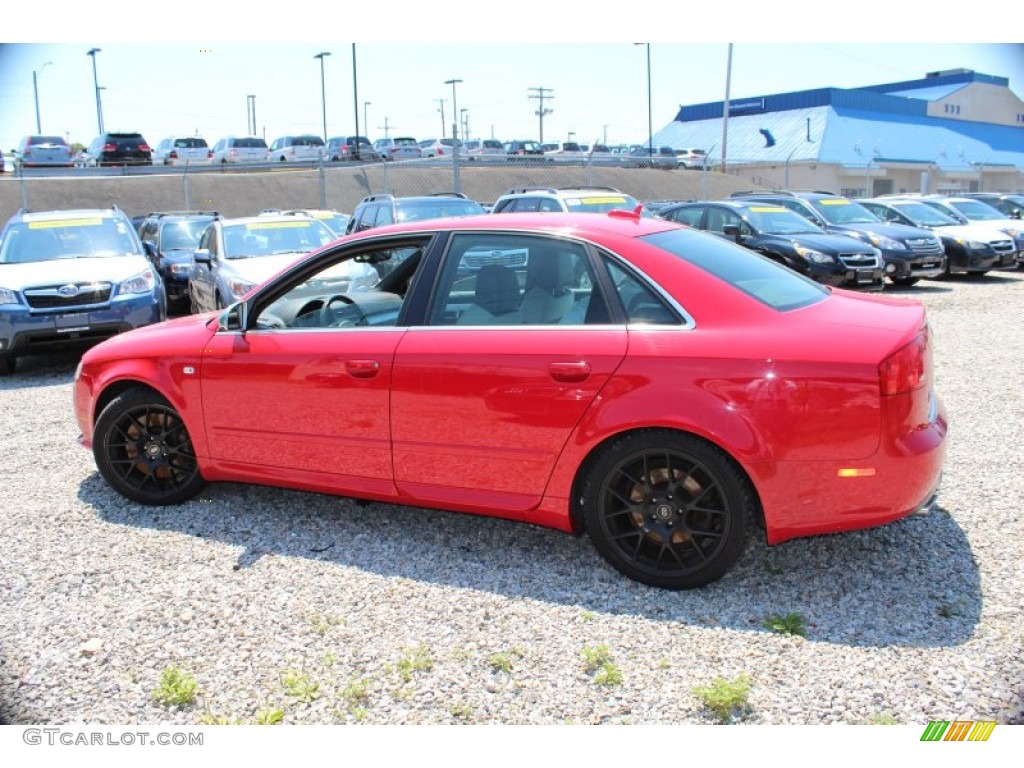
[
  {"x1": 311, "y1": 212, "x2": 334, "y2": 219},
  {"x1": 581, "y1": 197, "x2": 629, "y2": 205},
  {"x1": 29, "y1": 218, "x2": 103, "y2": 229},
  {"x1": 246, "y1": 221, "x2": 312, "y2": 230},
  {"x1": 750, "y1": 207, "x2": 788, "y2": 213},
  {"x1": 820, "y1": 199, "x2": 851, "y2": 205}
]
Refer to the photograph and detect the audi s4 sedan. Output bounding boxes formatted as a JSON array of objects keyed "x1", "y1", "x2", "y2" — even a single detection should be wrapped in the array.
[{"x1": 73, "y1": 211, "x2": 946, "y2": 589}]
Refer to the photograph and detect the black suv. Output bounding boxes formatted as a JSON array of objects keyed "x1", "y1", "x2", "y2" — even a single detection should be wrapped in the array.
[
  {"x1": 731, "y1": 191, "x2": 946, "y2": 286},
  {"x1": 84, "y1": 132, "x2": 152, "y2": 166},
  {"x1": 136, "y1": 211, "x2": 220, "y2": 313},
  {"x1": 345, "y1": 193, "x2": 486, "y2": 234},
  {"x1": 659, "y1": 199, "x2": 884, "y2": 290}
]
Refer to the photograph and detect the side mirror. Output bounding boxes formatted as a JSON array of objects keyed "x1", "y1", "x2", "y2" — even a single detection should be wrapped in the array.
[
  {"x1": 1010, "y1": 208, "x2": 1022, "y2": 220},
  {"x1": 142, "y1": 240, "x2": 157, "y2": 258},
  {"x1": 193, "y1": 248, "x2": 212, "y2": 264},
  {"x1": 218, "y1": 301, "x2": 248, "y2": 333},
  {"x1": 722, "y1": 224, "x2": 742, "y2": 241}
]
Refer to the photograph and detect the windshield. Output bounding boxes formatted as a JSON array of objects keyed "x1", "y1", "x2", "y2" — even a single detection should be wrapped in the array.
[
  {"x1": 395, "y1": 200, "x2": 484, "y2": 222},
  {"x1": 809, "y1": 198, "x2": 880, "y2": 224},
  {"x1": 222, "y1": 220, "x2": 334, "y2": 259},
  {"x1": 745, "y1": 206, "x2": 823, "y2": 235},
  {"x1": 642, "y1": 229, "x2": 827, "y2": 311},
  {"x1": 161, "y1": 219, "x2": 213, "y2": 250},
  {"x1": 563, "y1": 194, "x2": 652, "y2": 216},
  {"x1": 950, "y1": 200, "x2": 1006, "y2": 221},
  {"x1": 0, "y1": 216, "x2": 142, "y2": 263},
  {"x1": 891, "y1": 201, "x2": 959, "y2": 226}
]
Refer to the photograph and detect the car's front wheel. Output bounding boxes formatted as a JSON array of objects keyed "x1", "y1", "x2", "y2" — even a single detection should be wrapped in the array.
[
  {"x1": 93, "y1": 388, "x2": 206, "y2": 505},
  {"x1": 581, "y1": 430, "x2": 752, "y2": 589}
]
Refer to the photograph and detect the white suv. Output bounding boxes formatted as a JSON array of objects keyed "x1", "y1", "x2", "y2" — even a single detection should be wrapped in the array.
[
  {"x1": 267, "y1": 135, "x2": 326, "y2": 162},
  {"x1": 211, "y1": 136, "x2": 269, "y2": 164},
  {"x1": 153, "y1": 136, "x2": 212, "y2": 165},
  {"x1": 491, "y1": 186, "x2": 652, "y2": 216}
]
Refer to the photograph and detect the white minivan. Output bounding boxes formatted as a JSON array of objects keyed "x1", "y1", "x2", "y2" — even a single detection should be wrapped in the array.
[{"x1": 211, "y1": 136, "x2": 269, "y2": 164}]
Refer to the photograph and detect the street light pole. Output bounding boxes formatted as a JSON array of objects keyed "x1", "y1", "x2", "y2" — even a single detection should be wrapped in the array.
[
  {"x1": 444, "y1": 78, "x2": 463, "y2": 191},
  {"x1": 352, "y1": 44, "x2": 361, "y2": 159},
  {"x1": 643, "y1": 44, "x2": 653, "y2": 159},
  {"x1": 314, "y1": 52, "x2": 330, "y2": 143},
  {"x1": 87, "y1": 48, "x2": 104, "y2": 134},
  {"x1": 33, "y1": 62, "x2": 53, "y2": 133},
  {"x1": 364, "y1": 102, "x2": 372, "y2": 142},
  {"x1": 444, "y1": 79, "x2": 463, "y2": 142},
  {"x1": 247, "y1": 95, "x2": 256, "y2": 136}
]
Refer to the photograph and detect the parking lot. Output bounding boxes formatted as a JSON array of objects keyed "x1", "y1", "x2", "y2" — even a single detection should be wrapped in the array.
[{"x1": 1, "y1": 267, "x2": 1022, "y2": 726}]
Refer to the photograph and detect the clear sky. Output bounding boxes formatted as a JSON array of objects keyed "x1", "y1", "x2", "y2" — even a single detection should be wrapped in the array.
[{"x1": 1, "y1": 5, "x2": 1021, "y2": 153}]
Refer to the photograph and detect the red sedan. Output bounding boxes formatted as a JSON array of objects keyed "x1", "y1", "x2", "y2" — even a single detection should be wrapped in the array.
[{"x1": 73, "y1": 211, "x2": 946, "y2": 589}]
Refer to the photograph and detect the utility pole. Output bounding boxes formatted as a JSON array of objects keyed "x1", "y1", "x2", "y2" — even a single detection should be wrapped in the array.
[
  {"x1": 380, "y1": 117, "x2": 392, "y2": 139},
  {"x1": 528, "y1": 87, "x2": 554, "y2": 144}
]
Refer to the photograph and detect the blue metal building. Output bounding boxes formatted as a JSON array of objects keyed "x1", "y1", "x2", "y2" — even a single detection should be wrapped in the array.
[{"x1": 653, "y1": 69, "x2": 1024, "y2": 195}]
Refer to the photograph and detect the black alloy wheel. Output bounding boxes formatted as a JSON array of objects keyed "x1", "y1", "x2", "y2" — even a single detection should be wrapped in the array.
[
  {"x1": 582, "y1": 431, "x2": 752, "y2": 589},
  {"x1": 93, "y1": 388, "x2": 205, "y2": 505}
]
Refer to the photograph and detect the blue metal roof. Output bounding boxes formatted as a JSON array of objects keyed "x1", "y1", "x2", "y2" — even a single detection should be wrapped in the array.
[
  {"x1": 884, "y1": 83, "x2": 968, "y2": 101},
  {"x1": 653, "y1": 105, "x2": 1024, "y2": 170},
  {"x1": 653, "y1": 70, "x2": 1024, "y2": 171}
]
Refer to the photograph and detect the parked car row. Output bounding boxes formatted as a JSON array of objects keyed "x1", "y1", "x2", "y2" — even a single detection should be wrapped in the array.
[
  {"x1": 3, "y1": 186, "x2": 1019, "y2": 375},
  {"x1": 655, "y1": 190, "x2": 1022, "y2": 288},
  {"x1": 12, "y1": 129, "x2": 710, "y2": 170}
]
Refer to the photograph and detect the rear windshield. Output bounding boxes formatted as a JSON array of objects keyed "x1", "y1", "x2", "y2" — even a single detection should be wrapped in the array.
[
  {"x1": 394, "y1": 199, "x2": 484, "y2": 222},
  {"x1": 394, "y1": 137, "x2": 417, "y2": 146},
  {"x1": 641, "y1": 229, "x2": 827, "y2": 311},
  {"x1": 174, "y1": 138, "x2": 208, "y2": 148},
  {"x1": 29, "y1": 135, "x2": 68, "y2": 146},
  {"x1": 296, "y1": 136, "x2": 325, "y2": 146},
  {"x1": 235, "y1": 138, "x2": 267, "y2": 148}
]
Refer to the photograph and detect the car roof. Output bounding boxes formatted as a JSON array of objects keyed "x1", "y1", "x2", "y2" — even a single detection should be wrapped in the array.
[
  {"x1": 343, "y1": 210, "x2": 676, "y2": 239},
  {"x1": 217, "y1": 214, "x2": 330, "y2": 227},
  {"x1": 498, "y1": 186, "x2": 627, "y2": 198}
]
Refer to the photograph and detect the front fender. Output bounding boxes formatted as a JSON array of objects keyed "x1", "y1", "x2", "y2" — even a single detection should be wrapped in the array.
[{"x1": 77, "y1": 356, "x2": 208, "y2": 459}]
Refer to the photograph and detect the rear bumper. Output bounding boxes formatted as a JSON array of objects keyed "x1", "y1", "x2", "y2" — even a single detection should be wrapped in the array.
[{"x1": 755, "y1": 392, "x2": 947, "y2": 545}]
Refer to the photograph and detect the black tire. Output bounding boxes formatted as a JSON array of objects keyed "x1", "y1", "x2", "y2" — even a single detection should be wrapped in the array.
[
  {"x1": 890, "y1": 276, "x2": 920, "y2": 287},
  {"x1": 0, "y1": 354, "x2": 14, "y2": 376},
  {"x1": 93, "y1": 388, "x2": 205, "y2": 505},
  {"x1": 581, "y1": 430, "x2": 752, "y2": 589}
]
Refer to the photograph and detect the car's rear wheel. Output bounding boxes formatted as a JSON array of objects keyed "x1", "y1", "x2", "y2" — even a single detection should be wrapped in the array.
[
  {"x1": 0, "y1": 353, "x2": 14, "y2": 376},
  {"x1": 93, "y1": 388, "x2": 205, "y2": 505},
  {"x1": 581, "y1": 430, "x2": 751, "y2": 589}
]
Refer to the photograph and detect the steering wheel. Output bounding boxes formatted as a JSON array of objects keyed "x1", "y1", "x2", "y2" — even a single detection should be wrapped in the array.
[{"x1": 319, "y1": 294, "x2": 359, "y2": 327}]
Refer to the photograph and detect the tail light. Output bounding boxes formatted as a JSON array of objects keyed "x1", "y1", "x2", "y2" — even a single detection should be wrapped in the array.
[
  {"x1": 169, "y1": 150, "x2": 178, "y2": 160},
  {"x1": 207, "y1": 150, "x2": 213, "y2": 159},
  {"x1": 230, "y1": 149, "x2": 238, "y2": 158},
  {"x1": 139, "y1": 144, "x2": 151, "y2": 152},
  {"x1": 879, "y1": 327, "x2": 930, "y2": 396},
  {"x1": 103, "y1": 144, "x2": 117, "y2": 152}
]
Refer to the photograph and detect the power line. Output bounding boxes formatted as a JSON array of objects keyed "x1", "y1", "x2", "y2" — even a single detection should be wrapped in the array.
[{"x1": 528, "y1": 87, "x2": 553, "y2": 144}]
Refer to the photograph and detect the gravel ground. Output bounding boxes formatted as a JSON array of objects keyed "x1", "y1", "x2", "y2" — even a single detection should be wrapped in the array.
[{"x1": 1, "y1": 270, "x2": 1022, "y2": 727}]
